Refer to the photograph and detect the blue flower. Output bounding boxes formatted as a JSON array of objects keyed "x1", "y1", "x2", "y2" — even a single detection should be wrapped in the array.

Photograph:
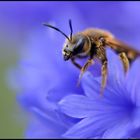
[
  {"x1": 58, "y1": 49, "x2": 140, "y2": 138},
  {"x1": 9, "y1": 1, "x2": 140, "y2": 139}
]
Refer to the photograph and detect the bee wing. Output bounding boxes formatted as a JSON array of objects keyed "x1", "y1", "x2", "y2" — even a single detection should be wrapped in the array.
[{"x1": 105, "y1": 38, "x2": 140, "y2": 62}]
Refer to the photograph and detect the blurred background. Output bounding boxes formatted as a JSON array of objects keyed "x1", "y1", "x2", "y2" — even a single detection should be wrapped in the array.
[{"x1": 0, "y1": 1, "x2": 140, "y2": 138}]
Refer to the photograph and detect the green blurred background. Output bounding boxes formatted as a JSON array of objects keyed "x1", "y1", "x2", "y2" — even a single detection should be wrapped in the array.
[{"x1": 0, "y1": 47, "x2": 25, "y2": 138}]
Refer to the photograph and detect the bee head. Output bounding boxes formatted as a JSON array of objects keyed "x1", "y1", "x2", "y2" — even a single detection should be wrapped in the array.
[
  {"x1": 62, "y1": 35, "x2": 85, "y2": 61},
  {"x1": 43, "y1": 19, "x2": 85, "y2": 61}
]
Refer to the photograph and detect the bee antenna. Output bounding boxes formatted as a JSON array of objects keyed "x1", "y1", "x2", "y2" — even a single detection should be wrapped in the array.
[
  {"x1": 43, "y1": 23, "x2": 70, "y2": 41},
  {"x1": 69, "y1": 19, "x2": 73, "y2": 41}
]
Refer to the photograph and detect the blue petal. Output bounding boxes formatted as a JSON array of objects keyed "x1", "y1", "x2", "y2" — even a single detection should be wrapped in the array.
[
  {"x1": 125, "y1": 57, "x2": 140, "y2": 106},
  {"x1": 106, "y1": 48, "x2": 125, "y2": 90},
  {"x1": 58, "y1": 94, "x2": 96, "y2": 118},
  {"x1": 46, "y1": 88, "x2": 74, "y2": 103},
  {"x1": 81, "y1": 71, "x2": 101, "y2": 98},
  {"x1": 59, "y1": 93, "x2": 131, "y2": 117},
  {"x1": 26, "y1": 107, "x2": 69, "y2": 138},
  {"x1": 103, "y1": 119, "x2": 132, "y2": 138},
  {"x1": 31, "y1": 106, "x2": 80, "y2": 130},
  {"x1": 102, "y1": 107, "x2": 140, "y2": 138},
  {"x1": 17, "y1": 89, "x2": 57, "y2": 112},
  {"x1": 130, "y1": 128, "x2": 140, "y2": 138},
  {"x1": 63, "y1": 111, "x2": 127, "y2": 138},
  {"x1": 63, "y1": 117, "x2": 102, "y2": 138},
  {"x1": 131, "y1": 107, "x2": 140, "y2": 129},
  {"x1": 81, "y1": 71, "x2": 127, "y2": 106},
  {"x1": 101, "y1": 49, "x2": 129, "y2": 101},
  {"x1": 59, "y1": 94, "x2": 132, "y2": 138}
]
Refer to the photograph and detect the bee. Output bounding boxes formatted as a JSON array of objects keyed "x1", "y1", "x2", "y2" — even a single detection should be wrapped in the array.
[{"x1": 43, "y1": 20, "x2": 140, "y2": 95}]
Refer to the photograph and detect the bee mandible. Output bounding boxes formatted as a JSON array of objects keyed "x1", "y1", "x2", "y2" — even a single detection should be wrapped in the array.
[{"x1": 43, "y1": 20, "x2": 140, "y2": 95}]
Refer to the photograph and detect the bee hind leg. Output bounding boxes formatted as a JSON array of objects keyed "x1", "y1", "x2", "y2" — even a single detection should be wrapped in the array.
[
  {"x1": 100, "y1": 60, "x2": 108, "y2": 96},
  {"x1": 119, "y1": 52, "x2": 129, "y2": 73},
  {"x1": 77, "y1": 59, "x2": 94, "y2": 86}
]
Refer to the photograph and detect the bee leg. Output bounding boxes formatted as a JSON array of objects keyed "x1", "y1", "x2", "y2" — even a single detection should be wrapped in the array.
[
  {"x1": 100, "y1": 60, "x2": 108, "y2": 96},
  {"x1": 77, "y1": 59, "x2": 94, "y2": 86},
  {"x1": 119, "y1": 52, "x2": 129, "y2": 73},
  {"x1": 71, "y1": 57, "x2": 82, "y2": 69}
]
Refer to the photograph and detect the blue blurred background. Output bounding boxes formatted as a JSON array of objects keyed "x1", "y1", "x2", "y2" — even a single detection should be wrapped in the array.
[{"x1": 0, "y1": 1, "x2": 140, "y2": 138}]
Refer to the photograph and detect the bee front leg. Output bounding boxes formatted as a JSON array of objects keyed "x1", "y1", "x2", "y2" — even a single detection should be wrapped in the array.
[
  {"x1": 71, "y1": 57, "x2": 82, "y2": 69},
  {"x1": 119, "y1": 52, "x2": 129, "y2": 73},
  {"x1": 77, "y1": 58, "x2": 94, "y2": 86},
  {"x1": 100, "y1": 59, "x2": 108, "y2": 96}
]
